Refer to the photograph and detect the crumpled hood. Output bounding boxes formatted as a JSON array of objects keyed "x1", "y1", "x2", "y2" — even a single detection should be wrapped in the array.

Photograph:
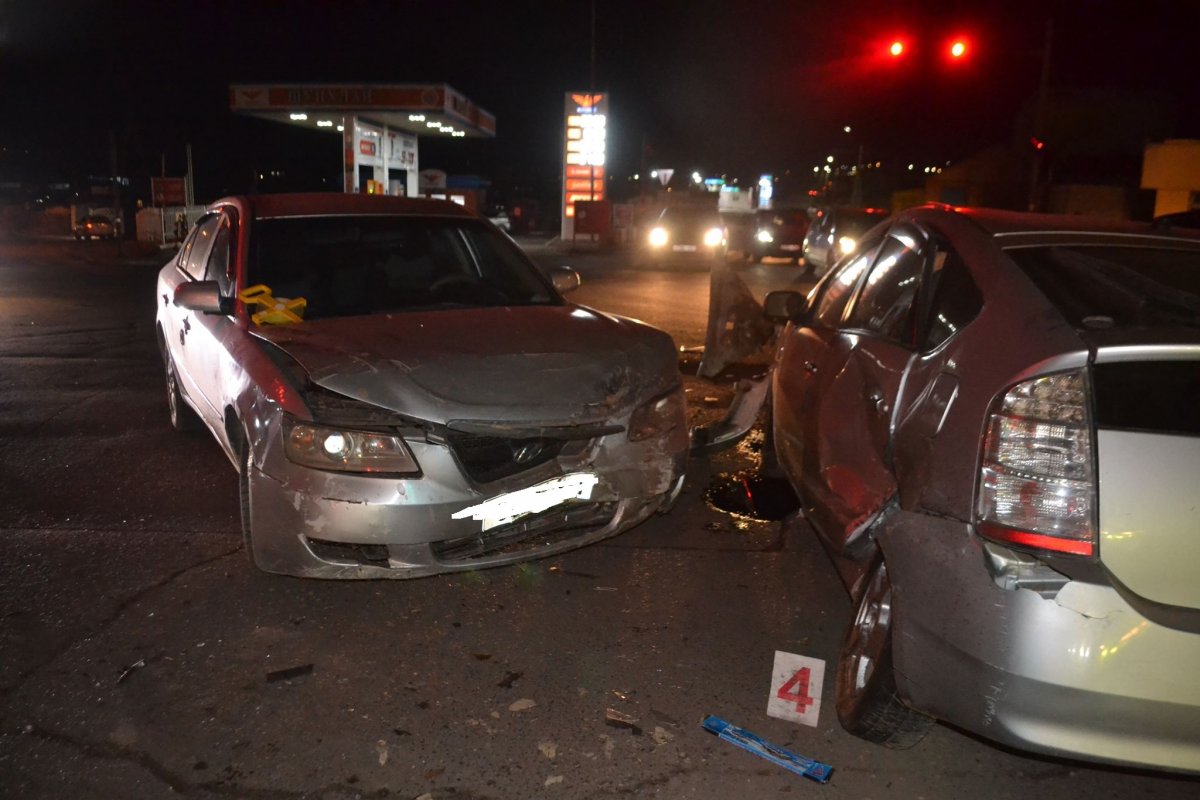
[{"x1": 251, "y1": 305, "x2": 680, "y2": 426}]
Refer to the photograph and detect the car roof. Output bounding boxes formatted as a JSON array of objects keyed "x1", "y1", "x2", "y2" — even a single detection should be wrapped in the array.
[
  {"x1": 211, "y1": 192, "x2": 476, "y2": 220},
  {"x1": 903, "y1": 204, "x2": 1200, "y2": 249}
]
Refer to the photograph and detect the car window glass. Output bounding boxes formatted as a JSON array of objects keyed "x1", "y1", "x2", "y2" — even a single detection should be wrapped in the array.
[
  {"x1": 203, "y1": 215, "x2": 234, "y2": 296},
  {"x1": 183, "y1": 214, "x2": 222, "y2": 280},
  {"x1": 247, "y1": 216, "x2": 557, "y2": 320},
  {"x1": 922, "y1": 245, "x2": 982, "y2": 351},
  {"x1": 812, "y1": 238, "x2": 881, "y2": 327},
  {"x1": 847, "y1": 233, "x2": 924, "y2": 345}
]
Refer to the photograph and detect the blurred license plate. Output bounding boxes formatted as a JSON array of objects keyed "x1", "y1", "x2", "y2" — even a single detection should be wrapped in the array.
[
  {"x1": 781, "y1": 244, "x2": 801, "y2": 251},
  {"x1": 672, "y1": 244, "x2": 697, "y2": 252},
  {"x1": 451, "y1": 472, "x2": 600, "y2": 531}
]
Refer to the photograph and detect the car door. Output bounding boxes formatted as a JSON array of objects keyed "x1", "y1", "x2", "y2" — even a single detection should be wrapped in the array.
[
  {"x1": 184, "y1": 210, "x2": 240, "y2": 429},
  {"x1": 773, "y1": 237, "x2": 882, "y2": 502},
  {"x1": 801, "y1": 225, "x2": 930, "y2": 557},
  {"x1": 171, "y1": 211, "x2": 224, "y2": 424}
]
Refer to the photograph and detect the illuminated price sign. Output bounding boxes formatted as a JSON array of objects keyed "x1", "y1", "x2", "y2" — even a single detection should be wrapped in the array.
[{"x1": 561, "y1": 92, "x2": 607, "y2": 224}]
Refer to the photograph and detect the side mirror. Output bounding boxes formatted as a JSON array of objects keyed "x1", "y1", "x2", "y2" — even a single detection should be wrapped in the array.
[
  {"x1": 174, "y1": 281, "x2": 231, "y2": 314},
  {"x1": 551, "y1": 266, "x2": 582, "y2": 295},
  {"x1": 763, "y1": 290, "x2": 809, "y2": 324}
]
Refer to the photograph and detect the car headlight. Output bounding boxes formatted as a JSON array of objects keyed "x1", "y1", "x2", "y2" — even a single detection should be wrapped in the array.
[
  {"x1": 628, "y1": 386, "x2": 686, "y2": 442},
  {"x1": 648, "y1": 226, "x2": 669, "y2": 248},
  {"x1": 703, "y1": 226, "x2": 725, "y2": 248},
  {"x1": 283, "y1": 416, "x2": 420, "y2": 474},
  {"x1": 838, "y1": 235, "x2": 858, "y2": 255},
  {"x1": 755, "y1": 228, "x2": 774, "y2": 244}
]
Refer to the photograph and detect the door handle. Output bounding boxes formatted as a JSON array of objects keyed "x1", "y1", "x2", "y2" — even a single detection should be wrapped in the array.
[
  {"x1": 868, "y1": 389, "x2": 889, "y2": 417},
  {"x1": 182, "y1": 317, "x2": 191, "y2": 333},
  {"x1": 162, "y1": 293, "x2": 169, "y2": 306}
]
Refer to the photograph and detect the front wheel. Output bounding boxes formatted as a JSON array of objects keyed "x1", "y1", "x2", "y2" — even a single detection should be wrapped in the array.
[
  {"x1": 836, "y1": 558, "x2": 933, "y2": 748},
  {"x1": 238, "y1": 435, "x2": 266, "y2": 571}
]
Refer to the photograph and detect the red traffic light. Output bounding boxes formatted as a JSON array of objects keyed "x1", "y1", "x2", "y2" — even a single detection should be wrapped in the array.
[
  {"x1": 889, "y1": 40, "x2": 905, "y2": 57},
  {"x1": 948, "y1": 38, "x2": 968, "y2": 59}
]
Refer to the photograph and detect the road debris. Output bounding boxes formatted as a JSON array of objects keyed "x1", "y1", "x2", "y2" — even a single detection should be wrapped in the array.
[
  {"x1": 605, "y1": 708, "x2": 643, "y2": 735},
  {"x1": 652, "y1": 726, "x2": 675, "y2": 745},
  {"x1": 545, "y1": 775, "x2": 564, "y2": 787},
  {"x1": 538, "y1": 741, "x2": 558, "y2": 759},
  {"x1": 701, "y1": 715, "x2": 832, "y2": 783},
  {"x1": 265, "y1": 663, "x2": 314, "y2": 683},
  {"x1": 116, "y1": 658, "x2": 146, "y2": 685},
  {"x1": 497, "y1": 670, "x2": 523, "y2": 688},
  {"x1": 376, "y1": 739, "x2": 388, "y2": 766},
  {"x1": 509, "y1": 698, "x2": 537, "y2": 713}
]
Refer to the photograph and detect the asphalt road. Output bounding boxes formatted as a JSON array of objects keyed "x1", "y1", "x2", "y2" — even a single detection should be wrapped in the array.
[{"x1": 1, "y1": 237, "x2": 1196, "y2": 799}]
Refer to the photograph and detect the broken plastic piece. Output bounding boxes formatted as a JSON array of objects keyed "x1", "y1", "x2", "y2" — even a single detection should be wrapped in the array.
[
  {"x1": 701, "y1": 715, "x2": 832, "y2": 783},
  {"x1": 266, "y1": 663, "x2": 314, "y2": 683},
  {"x1": 690, "y1": 375, "x2": 770, "y2": 456},
  {"x1": 239, "y1": 284, "x2": 307, "y2": 325},
  {"x1": 605, "y1": 708, "x2": 643, "y2": 735}
]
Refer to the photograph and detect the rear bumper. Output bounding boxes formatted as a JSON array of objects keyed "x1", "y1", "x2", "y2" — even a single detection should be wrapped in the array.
[{"x1": 881, "y1": 510, "x2": 1200, "y2": 774}]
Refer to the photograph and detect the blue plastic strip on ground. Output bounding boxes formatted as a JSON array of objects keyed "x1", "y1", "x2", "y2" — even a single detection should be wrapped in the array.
[{"x1": 701, "y1": 715, "x2": 833, "y2": 784}]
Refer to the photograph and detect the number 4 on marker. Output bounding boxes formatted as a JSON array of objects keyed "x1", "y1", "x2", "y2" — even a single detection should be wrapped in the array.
[{"x1": 776, "y1": 667, "x2": 814, "y2": 713}]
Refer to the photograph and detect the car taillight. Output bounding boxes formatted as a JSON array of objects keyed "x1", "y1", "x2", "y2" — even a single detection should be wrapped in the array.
[{"x1": 976, "y1": 370, "x2": 1096, "y2": 557}]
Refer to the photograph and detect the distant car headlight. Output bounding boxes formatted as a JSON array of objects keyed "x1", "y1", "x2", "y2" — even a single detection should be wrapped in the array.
[
  {"x1": 648, "y1": 226, "x2": 669, "y2": 248},
  {"x1": 283, "y1": 416, "x2": 420, "y2": 474},
  {"x1": 628, "y1": 385, "x2": 686, "y2": 442},
  {"x1": 755, "y1": 228, "x2": 774, "y2": 244},
  {"x1": 838, "y1": 235, "x2": 858, "y2": 255},
  {"x1": 702, "y1": 226, "x2": 725, "y2": 248}
]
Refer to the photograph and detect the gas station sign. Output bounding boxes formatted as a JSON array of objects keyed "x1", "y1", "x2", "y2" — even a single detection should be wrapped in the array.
[{"x1": 561, "y1": 92, "x2": 607, "y2": 239}]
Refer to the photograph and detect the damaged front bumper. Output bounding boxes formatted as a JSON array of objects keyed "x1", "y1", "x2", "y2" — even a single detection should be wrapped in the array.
[
  {"x1": 244, "y1": 412, "x2": 688, "y2": 580},
  {"x1": 881, "y1": 511, "x2": 1200, "y2": 774}
]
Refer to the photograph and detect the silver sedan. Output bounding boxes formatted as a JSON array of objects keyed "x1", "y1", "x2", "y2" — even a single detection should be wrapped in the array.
[{"x1": 156, "y1": 193, "x2": 688, "y2": 579}]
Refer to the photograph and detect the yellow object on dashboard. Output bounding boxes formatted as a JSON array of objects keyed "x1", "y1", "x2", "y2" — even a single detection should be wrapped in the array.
[{"x1": 239, "y1": 284, "x2": 307, "y2": 325}]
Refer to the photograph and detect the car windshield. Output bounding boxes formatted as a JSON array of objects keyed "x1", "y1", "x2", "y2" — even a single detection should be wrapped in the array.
[
  {"x1": 246, "y1": 215, "x2": 559, "y2": 319},
  {"x1": 839, "y1": 209, "x2": 888, "y2": 233},
  {"x1": 1006, "y1": 244, "x2": 1200, "y2": 329}
]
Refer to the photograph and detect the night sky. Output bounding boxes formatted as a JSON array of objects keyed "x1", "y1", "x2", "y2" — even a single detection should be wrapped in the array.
[{"x1": 1, "y1": 0, "x2": 1195, "y2": 204}]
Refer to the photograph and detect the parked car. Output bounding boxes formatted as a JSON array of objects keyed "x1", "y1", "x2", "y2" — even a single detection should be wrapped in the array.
[
  {"x1": 641, "y1": 205, "x2": 726, "y2": 265},
  {"x1": 801, "y1": 206, "x2": 889, "y2": 275},
  {"x1": 74, "y1": 214, "x2": 116, "y2": 240},
  {"x1": 748, "y1": 208, "x2": 810, "y2": 264},
  {"x1": 763, "y1": 204, "x2": 1200, "y2": 773},
  {"x1": 157, "y1": 193, "x2": 688, "y2": 579}
]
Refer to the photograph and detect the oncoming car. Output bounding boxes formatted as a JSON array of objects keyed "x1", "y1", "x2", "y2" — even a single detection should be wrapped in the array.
[
  {"x1": 156, "y1": 193, "x2": 688, "y2": 579},
  {"x1": 642, "y1": 206, "x2": 726, "y2": 265},
  {"x1": 74, "y1": 214, "x2": 117, "y2": 240},
  {"x1": 801, "y1": 206, "x2": 889, "y2": 275},
  {"x1": 764, "y1": 204, "x2": 1200, "y2": 773}
]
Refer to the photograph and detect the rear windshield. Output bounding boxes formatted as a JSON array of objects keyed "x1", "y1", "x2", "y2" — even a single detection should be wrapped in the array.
[
  {"x1": 247, "y1": 215, "x2": 558, "y2": 320},
  {"x1": 1006, "y1": 245, "x2": 1200, "y2": 329}
]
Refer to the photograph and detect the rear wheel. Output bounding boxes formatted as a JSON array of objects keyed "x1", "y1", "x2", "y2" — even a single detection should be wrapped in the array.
[
  {"x1": 164, "y1": 356, "x2": 199, "y2": 432},
  {"x1": 836, "y1": 557, "x2": 933, "y2": 748}
]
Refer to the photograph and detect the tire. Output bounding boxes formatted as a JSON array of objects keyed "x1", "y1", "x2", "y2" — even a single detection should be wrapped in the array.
[
  {"x1": 759, "y1": 394, "x2": 784, "y2": 479},
  {"x1": 164, "y1": 355, "x2": 199, "y2": 432},
  {"x1": 835, "y1": 557, "x2": 933, "y2": 749},
  {"x1": 238, "y1": 435, "x2": 264, "y2": 570}
]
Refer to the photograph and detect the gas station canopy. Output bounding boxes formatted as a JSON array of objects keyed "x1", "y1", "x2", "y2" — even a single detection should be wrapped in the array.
[
  {"x1": 230, "y1": 83, "x2": 495, "y2": 198},
  {"x1": 229, "y1": 83, "x2": 496, "y2": 139}
]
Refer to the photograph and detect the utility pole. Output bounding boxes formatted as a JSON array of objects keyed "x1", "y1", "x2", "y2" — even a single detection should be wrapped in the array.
[
  {"x1": 108, "y1": 129, "x2": 124, "y2": 257},
  {"x1": 1028, "y1": 19, "x2": 1052, "y2": 211}
]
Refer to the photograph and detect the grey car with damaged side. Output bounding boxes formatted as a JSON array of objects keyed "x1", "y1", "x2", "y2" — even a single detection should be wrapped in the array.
[
  {"x1": 156, "y1": 193, "x2": 688, "y2": 580},
  {"x1": 764, "y1": 204, "x2": 1200, "y2": 774}
]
